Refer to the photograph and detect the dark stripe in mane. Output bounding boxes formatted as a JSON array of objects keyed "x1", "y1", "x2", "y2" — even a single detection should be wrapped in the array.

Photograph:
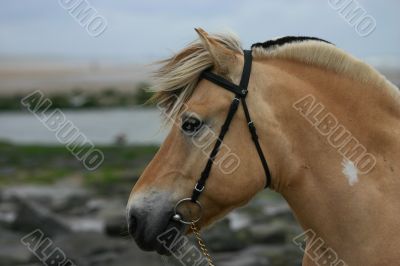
[{"x1": 251, "y1": 36, "x2": 333, "y2": 50}]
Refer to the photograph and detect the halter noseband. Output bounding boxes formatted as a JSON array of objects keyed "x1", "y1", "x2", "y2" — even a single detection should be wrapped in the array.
[{"x1": 173, "y1": 50, "x2": 272, "y2": 225}]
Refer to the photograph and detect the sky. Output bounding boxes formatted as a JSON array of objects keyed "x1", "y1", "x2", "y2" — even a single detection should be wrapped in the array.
[{"x1": 0, "y1": 0, "x2": 399, "y2": 66}]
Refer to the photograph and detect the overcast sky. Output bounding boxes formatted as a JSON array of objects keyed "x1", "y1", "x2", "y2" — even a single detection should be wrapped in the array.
[{"x1": 0, "y1": 0, "x2": 399, "y2": 65}]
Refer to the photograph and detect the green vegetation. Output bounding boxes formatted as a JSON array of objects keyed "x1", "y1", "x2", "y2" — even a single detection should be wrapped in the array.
[
  {"x1": 0, "y1": 94, "x2": 25, "y2": 110},
  {"x1": 0, "y1": 83, "x2": 155, "y2": 111},
  {"x1": 133, "y1": 82, "x2": 155, "y2": 105},
  {"x1": 0, "y1": 141, "x2": 159, "y2": 188}
]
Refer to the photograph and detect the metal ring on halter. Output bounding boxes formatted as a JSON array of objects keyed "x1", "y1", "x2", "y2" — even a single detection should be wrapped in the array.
[{"x1": 172, "y1": 198, "x2": 203, "y2": 225}]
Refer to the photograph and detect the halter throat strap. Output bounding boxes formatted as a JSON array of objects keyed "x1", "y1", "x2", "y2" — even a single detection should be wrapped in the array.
[{"x1": 191, "y1": 50, "x2": 272, "y2": 203}]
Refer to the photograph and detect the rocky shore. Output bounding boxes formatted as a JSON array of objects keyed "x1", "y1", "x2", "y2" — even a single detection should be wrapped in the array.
[{"x1": 0, "y1": 177, "x2": 304, "y2": 266}]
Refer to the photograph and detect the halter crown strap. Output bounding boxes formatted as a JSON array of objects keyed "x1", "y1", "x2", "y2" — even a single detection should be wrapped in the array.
[{"x1": 191, "y1": 50, "x2": 272, "y2": 203}]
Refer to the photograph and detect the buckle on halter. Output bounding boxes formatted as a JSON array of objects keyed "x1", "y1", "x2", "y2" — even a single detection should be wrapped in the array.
[
  {"x1": 248, "y1": 121, "x2": 255, "y2": 129},
  {"x1": 194, "y1": 183, "x2": 205, "y2": 192}
]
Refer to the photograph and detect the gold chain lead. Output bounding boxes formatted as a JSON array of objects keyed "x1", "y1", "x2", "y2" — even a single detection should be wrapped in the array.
[{"x1": 191, "y1": 222, "x2": 215, "y2": 266}]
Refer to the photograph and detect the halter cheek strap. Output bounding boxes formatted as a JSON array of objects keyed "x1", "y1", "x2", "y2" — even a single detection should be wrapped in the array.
[{"x1": 191, "y1": 50, "x2": 272, "y2": 203}]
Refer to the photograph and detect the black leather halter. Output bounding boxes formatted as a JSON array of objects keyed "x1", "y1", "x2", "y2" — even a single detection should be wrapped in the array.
[{"x1": 190, "y1": 50, "x2": 272, "y2": 203}]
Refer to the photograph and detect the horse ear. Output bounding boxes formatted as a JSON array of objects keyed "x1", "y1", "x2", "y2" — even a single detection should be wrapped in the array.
[{"x1": 195, "y1": 28, "x2": 237, "y2": 74}]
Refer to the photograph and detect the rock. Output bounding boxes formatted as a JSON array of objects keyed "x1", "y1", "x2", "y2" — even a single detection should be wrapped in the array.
[
  {"x1": 62, "y1": 216, "x2": 104, "y2": 233},
  {"x1": 264, "y1": 203, "x2": 296, "y2": 222},
  {"x1": 215, "y1": 246, "x2": 271, "y2": 266},
  {"x1": 2, "y1": 185, "x2": 87, "y2": 202},
  {"x1": 248, "y1": 221, "x2": 288, "y2": 245},
  {"x1": 107, "y1": 248, "x2": 164, "y2": 266},
  {"x1": 2, "y1": 184, "x2": 89, "y2": 213},
  {"x1": 104, "y1": 215, "x2": 128, "y2": 237},
  {"x1": 91, "y1": 198, "x2": 125, "y2": 219},
  {"x1": 203, "y1": 218, "x2": 250, "y2": 252},
  {"x1": 0, "y1": 182, "x2": 306, "y2": 265},
  {"x1": 262, "y1": 245, "x2": 303, "y2": 266},
  {"x1": 0, "y1": 227, "x2": 35, "y2": 266},
  {"x1": 217, "y1": 254, "x2": 269, "y2": 266},
  {"x1": 11, "y1": 197, "x2": 71, "y2": 237},
  {"x1": 228, "y1": 211, "x2": 252, "y2": 230},
  {"x1": 0, "y1": 201, "x2": 17, "y2": 229},
  {"x1": 215, "y1": 244, "x2": 303, "y2": 266},
  {"x1": 85, "y1": 198, "x2": 104, "y2": 213},
  {"x1": 52, "y1": 232, "x2": 162, "y2": 266},
  {"x1": 50, "y1": 193, "x2": 89, "y2": 214}
]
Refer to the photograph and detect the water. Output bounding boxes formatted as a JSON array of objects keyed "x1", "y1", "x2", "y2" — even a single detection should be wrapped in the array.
[{"x1": 0, "y1": 107, "x2": 167, "y2": 145}]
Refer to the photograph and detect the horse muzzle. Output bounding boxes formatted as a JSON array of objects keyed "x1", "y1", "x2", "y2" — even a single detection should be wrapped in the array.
[{"x1": 126, "y1": 193, "x2": 185, "y2": 255}]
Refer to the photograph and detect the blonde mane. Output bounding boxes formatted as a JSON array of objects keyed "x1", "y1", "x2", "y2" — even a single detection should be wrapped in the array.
[
  {"x1": 151, "y1": 33, "x2": 398, "y2": 119},
  {"x1": 252, "y1": 40, "x2": 398, "y2": 95},
  {"x1": 150, "y1": 33, "x2": 243, "y2": 119}
]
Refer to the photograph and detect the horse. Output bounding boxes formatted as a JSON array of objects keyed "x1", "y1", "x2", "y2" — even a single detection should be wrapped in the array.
[{"x1": 127, "y1": 28, "x2": 400, "y2": 265}]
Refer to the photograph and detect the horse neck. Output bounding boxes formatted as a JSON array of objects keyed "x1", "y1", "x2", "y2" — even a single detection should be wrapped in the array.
[{"x1": 253, "y1": 58, "x2": 400, "y2": 256}]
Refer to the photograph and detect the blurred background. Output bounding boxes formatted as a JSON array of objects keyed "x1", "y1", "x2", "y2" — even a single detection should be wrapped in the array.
[{"x1": 0, "y1": 1, "x2": 399, "y2": 265}]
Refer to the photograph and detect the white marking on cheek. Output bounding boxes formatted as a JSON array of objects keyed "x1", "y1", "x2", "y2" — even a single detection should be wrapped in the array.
[{"x1": 342, "y1": 159, "x2": 359, "y2": 186}]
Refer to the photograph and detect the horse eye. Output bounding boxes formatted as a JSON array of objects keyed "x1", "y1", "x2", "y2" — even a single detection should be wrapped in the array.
[{"x1": 181, "y1": 117, "x2": 203, "y2": 134}]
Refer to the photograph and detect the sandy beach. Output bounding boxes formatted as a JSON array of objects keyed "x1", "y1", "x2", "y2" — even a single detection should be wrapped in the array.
[{"x1": 0, "y1": 58, "x2": 154, "y2": 96}]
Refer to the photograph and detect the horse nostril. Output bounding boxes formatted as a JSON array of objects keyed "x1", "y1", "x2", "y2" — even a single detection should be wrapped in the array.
[{"x1": 128, "y1": 213, "x2": 138, "y2": 236}]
